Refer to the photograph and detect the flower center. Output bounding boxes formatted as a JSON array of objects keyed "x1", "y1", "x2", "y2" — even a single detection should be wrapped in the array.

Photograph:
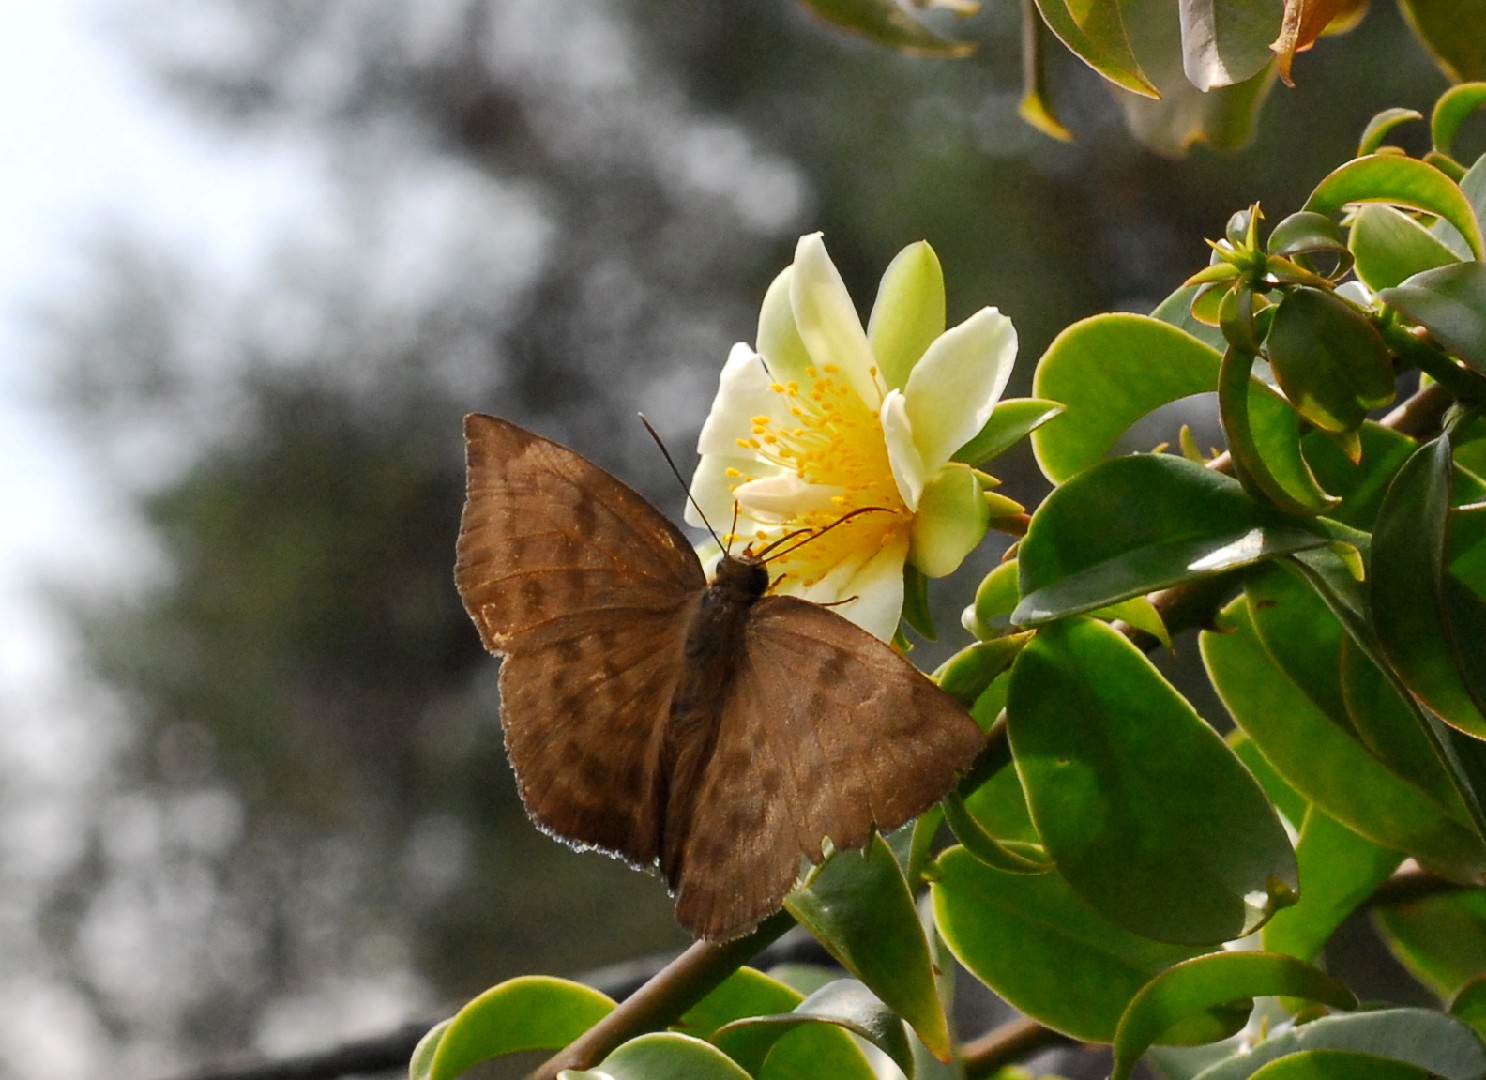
[{"x1": 728, "y1": 364, "x2": 910, "y2": 588}]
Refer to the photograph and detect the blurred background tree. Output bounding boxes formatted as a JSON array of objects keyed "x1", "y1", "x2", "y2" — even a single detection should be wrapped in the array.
[{"x1": 19, "y1": 0, "x2": 1461, "y2": 1074}]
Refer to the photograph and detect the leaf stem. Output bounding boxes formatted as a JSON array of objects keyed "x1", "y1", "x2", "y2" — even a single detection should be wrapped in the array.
[
  {"x1": 525, "y1": 911, "x2": 795, "y2": 1079},
  {"x1": 960, "y1": 1014, "x2": 1072, "y2": 1078}
]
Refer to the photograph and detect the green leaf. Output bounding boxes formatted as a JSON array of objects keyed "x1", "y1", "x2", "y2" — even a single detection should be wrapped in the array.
[
  {"x1": 1201, "y1": 597, "x2": 1486, "y2": 877},
  {"x1": 1349, "y1": 204, "x2": 1460, "y2": 293},
  {"x1": 1397, "y1": 0, "x2": 1486, "y2": 81},
  {"x1": 1113, "y1": 0, "x2": 1275, "y2": 154},
  {"x1": 1007, "y1": 618, "x2": 1297, "y2": 944},
  {"x1": 1152, "y1": 282, "x2": 1230, "y2": 351},
  {"x1": 933, "y1": 634, "x2": 1033, "y2": 711},
  {"x1": 1013, "y1": 453, "x2": 1329, "y2": 625},
  {"x1": 1372, "y1": 434, "x2": 1486, "y2": 738},
  {"x1": 1381, "y1": 262, "x2": 1486, "y2": 373},
  {"x1": 963, "y1": 558, "x2": 1020, "y2": 639},
  {"x1": 1032, "y1": 0, "x2": 1159, "y2": 97},
  {"x1": 1267, "y1": 211, "x2": 1355, "y2": 279},
  {"x1": 1260, "y1": 805, "x2": 1400, "y2": 963},
  {"x1": 1191, "y1": 1008, "x2": 1486, "y2": 1080},
  {"x1": 1304, "y1": 155, "x2": 1484, "y2": 260},
  {"x1": 1177, "y1": 0, "x2": 1280, "y2": 90},
  {"x1": 1109, "y1": 953, "x2": 1357, "y2": 1080},
  {"x1": 1031, "y1": 313, "x2": 1222, "y2": 483},
  {"x1": 942, "y1": 782, "x2": 1054, "y2": 875},
  {"x1": 1452, "y1": 975, "x2": 1486, "y2": 1039},
  {"x1": 568, "y1": 1032, "x2": 753, "y2": 1080},
  {"x1": 785, "y1": 832, "x2": 951, "y2": 1059},
  {"x1": 1220, "y1": 344, "x2": 1341, "y2": 514},
  {"x1": 1264, "y1": 287, "x2": 1395, "y2": 433},
  {"x1": 1247, "y1": 1051, "x2": 1435, "y2": 1079},
  {"x1": 953, "y1": 398, "x2": 1065, "y2": 466},
  {"x1": 676, "y1": 967, "x2": 803, "y2": 1041},
  {"x1": 714, "y1": 981, "x2": 907, "y2": 1080},
  {"x1": 1374, "y1": 889, "x2": 1486, "y2": 1001},
  {"x1": 1433, "y1": 83, "x2": 1486, "y2": 160},
  {"x1": 1359, "y1": 107, "x2": 1425, "y2": 157},
  {"x1": 409, "y1": 1020, "x2": 452, "y2": 1080},
  {"x1": 931, "y1": 845, "x2": 1206, "y2": 1042},
  {"x1": 423, "y1": 976, "x2": 614, "y2": 1080},
  {"x1": 796, "y1": 0, "x2": 975, "y2": 56},
  {"x1": 1300, "y1": 421, "x2": 1418, "y2": 529}
]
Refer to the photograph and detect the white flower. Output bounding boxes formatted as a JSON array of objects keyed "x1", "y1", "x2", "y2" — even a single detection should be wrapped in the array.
[{"x1": 688, "y1": 233, "x2": 1018, "y2": 641}]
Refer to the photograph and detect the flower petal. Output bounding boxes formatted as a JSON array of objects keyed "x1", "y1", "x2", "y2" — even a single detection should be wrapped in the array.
[
  {"x1": 756, "y1": 267, "x2": 814, "y2": 384},
  {"x1": 882, "y1": 389, "x2": 927, "y2": 511},
  {"x1": 790, "y1": 233, "x2": 881, "y2": 405},
  {"x1": 796, "y1": 532, "x2": 910, "y2": 642},
  {"x1": 910, "y1": 463, "x2": 990, "y2": 578},
  {"x1": 902, "y1": 307, "x2": 1018, "y2": 475},
  {"x1": 868, "y1": 240, "x2": 947, "y2": 392},
  {"x1": 685, "y1": 451, "x2": 778, "y2": 529},
  {"x1": 734, "y1": 474, "x2": 849, "y2": 521},
  {"x1": 696, "y1": 343, "x2": 788, "y2": 457}
]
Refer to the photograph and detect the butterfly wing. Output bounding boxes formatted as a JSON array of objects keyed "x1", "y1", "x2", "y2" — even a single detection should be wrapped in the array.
[
  {"x1": 456, "y1": 414, "x2": 707, "y2": 868},
  {"x1": 668, "y1": 596, "x2": 986, "y2": 940}
]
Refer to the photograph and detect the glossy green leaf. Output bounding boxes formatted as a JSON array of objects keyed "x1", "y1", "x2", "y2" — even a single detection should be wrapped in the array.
[
  {"x1": 953, "y1": 398, "x2": 1065, "y2": 466},
  {"x1": 568, "y1": 1032, "x2": 752, "y2": 1080},
  {"x1": 1373, "y1": 435, "x2": 1486, "y2": 738},
  {"x1": 1381, "y1": 262, "x2": 1486, "y2": 373},
  {"x1": 1031, "y1": 313, "x2": 1222, "y2": 482},
  {"x1": 1191, "y1": 1008, "x2": 1486, "y2": 1080},
  {"x1": 1261, "y1": 805, "x2": 1400, "y2": 963},
  {"x1": 796, "y1": 0, "x2": 974, "y2": 56},
  {"x1": 1032, "y1": 0, "x2": 1158, "y2": 97},
  {"x1": 1109, "y1": 953, "x2": 1357, "y2": 1080},
  {"x1": 1247, "y1": 1051, "x2": 1434, "y2": 1079},
  {"x1": 715, "y1": 980, "x2": 906, "y2": 1080},
  {"x1": 409, "y1": 1020, "x2": 452, "y2": 1080},
  {"x1": 1397, "y1": 0, "x2": 1486, "y2": 81},
  {"x1": 1433, "y1": 83, "x2": 1486, "y2": 159},
  {"x1": 931, "y1": 845, "x2": 1206, "y2": 1042},
  {"x1": 785, "y1": 832, "x2": 950, "y2": 1059},
  {"x1": 1374, "y1": 889, "x2": 1486, "y2": 1001},
  {"x1": 1451, "y1": 975, "x2": 1486, "y2": 1039},
  {"x1": 1110, "y1": 0, "x2": 1274, "y2": 154},
  {"x1": 1304, "y1": 155, "x2": 1484, "y2": 260},
  {"x1": 964, "y1": 558, "x2": 1019, "y2": 639},
  {"x1": 1152, "y1": 282, "x2": 1230, "y2": 351},
  {"x1": 933, "y1": 634, "x2": 1031, "y2": 709},
  {"x1": 1359, "y1": 107, "x2": 1425, "y2": 156},
  {"x1": 1202, "y1": 597, "x2": 1486, "y2": 876},
  {"x1": 1349, "y1": 204, "x2": 1460, "y2": 293},
  {"x1": 1264, "y1": 287, "x2": 1395, "y2": 433},
  {"x1": 1220, "y1": 344, "x2": 1341, "y2": 514},
  {"x1": 423, "y1": 976, "x2": 614, "y2": 1080},
  {"x1": 1177, "y1": 0, "x2": 1279, "y2": 90},
  {"x1": 949, "y1": 762, "x2": 1050, "y2": 872},
  {"x1": 676, "y1": 967, "x2": 803, "y2": 1041},
  {"x1": 1008, "y1": 618, "x2": 1298, "y2": 944},
  {"x1": 1014, "y1": 453, "x2": 1329, "y2": 625}
]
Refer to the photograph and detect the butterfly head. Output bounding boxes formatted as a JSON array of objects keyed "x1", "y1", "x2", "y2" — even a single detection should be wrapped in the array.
[{"x1": 711, "y1": 549, "x2": 770, "y2": 600}]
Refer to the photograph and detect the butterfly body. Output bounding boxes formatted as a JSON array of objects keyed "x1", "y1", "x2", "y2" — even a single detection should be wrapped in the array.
[{"x1": 456, "y1": 414, "x2": 984, "y2": 940}]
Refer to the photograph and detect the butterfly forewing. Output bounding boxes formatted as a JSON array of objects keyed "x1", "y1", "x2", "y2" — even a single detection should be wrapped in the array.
[
  {"x1": 670, "y1": 596, "x2": 986, "y2": 941},
  {"x1": 456, "y1": 414, "x2": 704, "y2": 647},
  {"x1": 457, "y1": 414, "x2": 704, "y2": 867}
]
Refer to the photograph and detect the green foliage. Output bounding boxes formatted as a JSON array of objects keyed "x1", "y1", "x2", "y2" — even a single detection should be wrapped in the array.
[
  {"x1": 422, "y1": 82, "x2": 1486, "y2": 1080},
  {"x1": 793, "y1": 0, "x2": 1482, "y2": 152}
]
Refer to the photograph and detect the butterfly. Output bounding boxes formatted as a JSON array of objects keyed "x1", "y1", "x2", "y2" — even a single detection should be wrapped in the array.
[{"x1": 454, "y1": 414, "x2": 986, "y2": 941}]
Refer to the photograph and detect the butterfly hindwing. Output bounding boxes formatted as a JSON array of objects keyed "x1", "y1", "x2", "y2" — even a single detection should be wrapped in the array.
[{"x1": 671, "y1": 596, "x2": 986, "y2": 940}]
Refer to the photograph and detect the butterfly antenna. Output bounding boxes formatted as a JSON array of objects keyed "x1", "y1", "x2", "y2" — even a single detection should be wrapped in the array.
[
  {"x1": 638, "y1": 413, "x2": 723, "y2": 549},
  {"x1": 756, "y1": 506, "x2": 893, "y2": 562}
]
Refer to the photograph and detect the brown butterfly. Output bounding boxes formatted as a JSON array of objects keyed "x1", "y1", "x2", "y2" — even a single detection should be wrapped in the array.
[{"x1": 454, "y1": 414, "x2": 986, "y2": 941}]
